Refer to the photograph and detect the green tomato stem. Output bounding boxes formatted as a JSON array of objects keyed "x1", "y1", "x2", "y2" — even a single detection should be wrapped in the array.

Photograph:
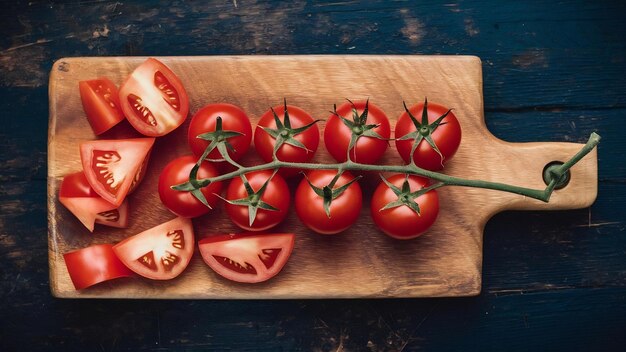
[{"x1": 196, "y1": 133, "x2": 600, "y2": 202}]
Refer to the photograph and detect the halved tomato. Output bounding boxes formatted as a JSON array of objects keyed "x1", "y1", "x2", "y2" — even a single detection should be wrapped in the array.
[
  {"x1": 198, "y1": 233, "x2": 295, "y2": 283},
  {"x1": 64, "y1": 244, "x2": 134, "y2": 290},
  {"x1": 58, "y1": 171, "x2": 129, "y2": 232},
  {"x1": 79, "y1": 138, "x2": 155, "y2": 206},
  {"x1": 112, "y1": 217, "x2": 194, "y2": 280},
  {"x1": 119, "y1": 58, "x2": 189, "y2": 136},
  {"x1": 79, "y1": 77, "x2": 125, "y2": 135}
]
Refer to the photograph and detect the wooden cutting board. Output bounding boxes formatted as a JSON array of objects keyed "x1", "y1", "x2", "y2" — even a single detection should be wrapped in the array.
[{"x1": 48, "y1": 56, "x2": 597, "y2": 299}]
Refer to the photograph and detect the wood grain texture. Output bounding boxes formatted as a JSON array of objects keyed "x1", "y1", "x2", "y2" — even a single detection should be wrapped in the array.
[{"x1": 48, "y1": 55, "x2": 597, "y2": 299}]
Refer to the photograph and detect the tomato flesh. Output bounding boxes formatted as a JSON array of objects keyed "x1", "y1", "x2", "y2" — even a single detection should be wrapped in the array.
[
  {"x1": 198, "y1": 233, "x2": 295, "y2": 283},
  {"x1": 58, "y1": 171, "x2": 129, "y2": 232},
  {"x1": 119, "y1": 58, "x2": 189, "y2": 136},
  {"x1": 112, "y1": 217, "x2": 194, "y2": 280},
  {"x1": 64, "y1": 244, "x2": 134, "y2": 290},
  {"x1": 80, "y1": 138, "x2": 155, "y2": 206},
  {"x1": 79, "y1": 77, "x2": 125, "y2": 135}
]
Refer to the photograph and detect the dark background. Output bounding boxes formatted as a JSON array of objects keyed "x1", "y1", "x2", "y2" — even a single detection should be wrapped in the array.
[{"x1": 1, "y1": 1, "x2": 625, "y2": 351}]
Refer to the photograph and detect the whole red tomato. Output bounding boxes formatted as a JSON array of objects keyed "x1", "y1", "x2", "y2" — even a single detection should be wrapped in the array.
[
  {"x1": 187, "y1": 103, "x2": 252, "y2": 163},
  {"x1": 324, "y1": 100, "x2": 390, "y2": 164},
  {"x1": 370, "y1": 174, "x2": 439, "y2": 239},
  {"x1": 254, "y1": 103, "x2": 319, "y2": 177},
  {"x1": 225, "y1": 170, "x2": 290, "y2": 231},
  {"x1": 158, "y1": 155, "x2": 222, "y2": 218},
  {"x1": 395, "y1": 100, "x2": 461, "y2": 170},
  {"x1": 295, "y1": 170, "x2": 362, "y2": 235}
]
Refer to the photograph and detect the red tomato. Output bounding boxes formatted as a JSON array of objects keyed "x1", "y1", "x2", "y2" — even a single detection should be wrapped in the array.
[
  {"x1": 119, "y1": 58, "x2": 189, "y2": 136},
  {"x1": 187, "y1": 103, "x2": 252, "y2": 162},
  {"x1": 79, "y1": 77, "x2": 125, "y2": 135},
  {"x1": 395, "y1": 101, "x2": 462, "y2": 170},
  {"x1": 254, "y1": 104, "x2": 320, "y2": 177},
  {"x1": 295, "y1": 170, "x2": 362, "y2": 235},
  {"x1": 80, "y1": 138, "x2": 155, "y2": 206},
  {"x1": 370, "y1": 174, "x2": 439, "y2": 239},
  {"x1": 324, "y1": 100, "x2": 390, "y2": 163},
  {"x1": 58, "y1": 171, "x2": 129, "y2": 232},
  {"x1": 64, "y1": 244, "x2": 134, "y2": 290},
  {"x1": 225, "y1": 170, "x2": 290, "y2": 231},
  {"x1": 112, "y1": 217, "x2": 194, "y2": 280},
  {"x1": 158, "y1": 155, "x2": 222, "y2": 218},
  {"x1": 198, "y1": 233, "x2": 295, "y2": 283}
]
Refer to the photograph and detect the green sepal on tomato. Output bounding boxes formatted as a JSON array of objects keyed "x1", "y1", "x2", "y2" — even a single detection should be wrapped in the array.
[
  {"x1": 254, "y1": 100, "x2": 320, "y2": 177},
  {"x1": 395, "y1": 98, "x2": 462, "y2": 170},
  {"x1": 198, "y1": 233, "x2": 295, "y2": 283},
  {"x1": 188, "y1": 103, "x2": 253, "y2": 166},
  {"x1": 222, "y1": 170, "x2": 290, "y2": 232},
  {"x1": 324, "y1": 99, "x2": 390, "y2": 164},
  {"x1": 158, "y1": 155, "x2": 222, "y2": 218},
  {"x1": 295, "y1": 170, "x2": 363, "y2": 235},
  {"x1": 370, "y1": 174, "x2": 440, "y2": 239}
]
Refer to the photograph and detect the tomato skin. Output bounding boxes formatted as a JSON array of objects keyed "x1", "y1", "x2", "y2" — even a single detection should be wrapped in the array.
[
  {"x1": 64, "y1": 244, "x2": 134, "y2": 290},
  {"x1": 58, "y1": 171, "x2": 128, "y2": 232},
  {"x1": 113, "y1": 217, "x2": 195, "y2": 280},
  {"x1": 198, "y1": 233, "x2": 295, "y2": 283},
  {"x1": 158, "y1": 155, "x2": 222, "y2": 218},
  {"x1": 370, "y1": 174, "x2": 439, "y2": 240},
  {"x1": 79, "y1": 78, "x2": 125, "y2": 135},
  {"x1": 324, "y1": 100, "x2": 390, "y2": 163},
  {"x1": 395, "y1": 102, "x2": 462, "y2": 170},
  {"x1": 295, "y1": 170, "x2": 362, "y2": 235},
  {"x1": 254, "y1": 104, "x2": 319, "y2": 177},
  {"x1": 80, "y1": 138, "x2": 155, "y2": 206},
  {"x1": 225, "y1": 170, "x2": 290, "y2": 231},
  {"x1": 188, "y1": 103, "x2": 252, "y2": 162},
  {"x1": 119, "y1": 58, "x2": 189, "y2": 137}
]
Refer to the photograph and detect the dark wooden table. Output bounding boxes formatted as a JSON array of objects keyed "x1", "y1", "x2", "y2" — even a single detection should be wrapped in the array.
[{"x1": 1, "y1": 1, "x2": 625, "y2": 350}]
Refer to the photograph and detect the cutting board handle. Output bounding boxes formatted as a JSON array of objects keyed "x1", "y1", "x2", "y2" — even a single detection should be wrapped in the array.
[{"x1": 485, "y1": 140, "x2": 598, "y2": 213}]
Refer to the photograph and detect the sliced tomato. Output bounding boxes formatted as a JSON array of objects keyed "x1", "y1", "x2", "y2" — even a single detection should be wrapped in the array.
[
  {"x1": 64, "y1": 244, "x2": 134, "y2": 290},
  {"x1": 79, "y1": 77, "x2": 125, "y2": 135},
  {"x1": 198, "y1": 233, "x2": 295, "y2": 283},
  {"x1": 112, "y1": 217, "x2": 194, "y2": 280},
  {"x1": 80, "y1": 138, "x2": 155, "y2": 206},
  {"x1": 94, "y1": 201, "x2": 129, "y2": 228},
  {"x1": 119, "y1": 58, "x2": 189, "y2": 136},
  {"x1": 58, "y1": 171, "x2": 129, "y2": 232}
]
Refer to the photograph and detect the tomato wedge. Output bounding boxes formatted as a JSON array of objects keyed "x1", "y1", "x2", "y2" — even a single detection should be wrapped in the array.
[
  {"x1": 58, "y1": 171, "x2": 129, "y2": 232},
  {"x1": 198, "y1": 233, "x2": 295, "y2": 283},
  {"x1": 79, "y1": 77, "x2": 125, "y2": 135},
  {"x1": 80, "y1": 138, "x2": 155, "y2": 206},
  {"x1": 113, "y1": 217, "x2": 194, "y2": 280},
  {"x1": 64, "y1": 244, "x2": 134, "y2": 290},
  {"x1": 119, "y1": 58, "x2": 189, "y2": 136}
]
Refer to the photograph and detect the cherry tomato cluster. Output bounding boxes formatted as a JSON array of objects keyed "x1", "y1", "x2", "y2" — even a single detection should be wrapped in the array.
[
  {"x1": 60, "y1": 58, "x2": 462, "y2": 290},
  {"x1": 164, "y1": 97, "x2": 461, "y2": 240}
]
